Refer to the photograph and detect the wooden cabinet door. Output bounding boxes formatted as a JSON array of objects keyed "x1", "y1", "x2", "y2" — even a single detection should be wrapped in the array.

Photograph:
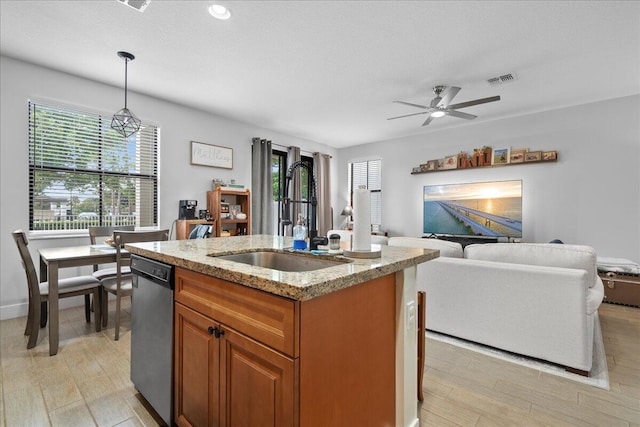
[
  {"x1": 175, "y1": 303, "x2": 220, "y2": 427},
  {"x1": 219, "y1": 327, "x2": 296, "y2": 427}
]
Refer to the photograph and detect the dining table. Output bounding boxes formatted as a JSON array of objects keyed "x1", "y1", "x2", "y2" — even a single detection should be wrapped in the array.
[{"x1": 38, "y1": 244, "x2": 127, "y2": 355}]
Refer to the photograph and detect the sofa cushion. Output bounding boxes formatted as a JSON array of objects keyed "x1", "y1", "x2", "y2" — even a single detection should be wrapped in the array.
[
  {"x1": 388, "y1": 237, "x2": 463, "y2": 258},
  {"x1": 464, "y1": 243, "x2": 598, "y2": 288}
]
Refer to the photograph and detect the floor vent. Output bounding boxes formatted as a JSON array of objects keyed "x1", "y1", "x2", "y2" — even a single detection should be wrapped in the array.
[
  {"x1": 487, "y1": 73, "x2": 517, "y2": 87},
  {"x1": 117, "y1": 0, "x2": 150, "y2": 12}
]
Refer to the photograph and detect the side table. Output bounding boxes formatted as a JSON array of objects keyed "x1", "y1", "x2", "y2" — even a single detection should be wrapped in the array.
[{"x1": 598, "y1": 271, "x2": 640, "y2": 307}]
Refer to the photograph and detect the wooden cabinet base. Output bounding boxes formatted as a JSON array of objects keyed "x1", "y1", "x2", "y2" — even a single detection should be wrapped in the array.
[
  {"x1": 299, "y1": 274, "x2": 396, "y2": 426},
  {"x1": 174, "y1": 268, "x2": 398, "y2": 427}
]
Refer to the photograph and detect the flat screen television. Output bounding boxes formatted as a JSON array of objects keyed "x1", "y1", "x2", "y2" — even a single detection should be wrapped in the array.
[{"x1": 423, "y1": 180, "x2": 522, "y2": 238}]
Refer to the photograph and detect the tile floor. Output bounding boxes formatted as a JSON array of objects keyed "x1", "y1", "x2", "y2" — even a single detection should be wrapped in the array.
[
  {"x1": 2, "y1": 299, "x2": 639, "y2": 426},
  {"x1": 0, "y1": 299, "x2": 162, "y2": 426}
]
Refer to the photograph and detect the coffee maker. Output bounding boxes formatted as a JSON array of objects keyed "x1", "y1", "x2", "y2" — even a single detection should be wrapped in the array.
[{"x1": 178, "y1": 200, "x2": 197, "y2": 220}]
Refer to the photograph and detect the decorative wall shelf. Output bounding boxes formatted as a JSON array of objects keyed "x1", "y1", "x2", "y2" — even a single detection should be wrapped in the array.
[
  {"x1": 411, "y1": 148, "x2": 557, "y2": 175},
  {"x1": 411, "y1": 157, "x2": 557, "y2": 175}
]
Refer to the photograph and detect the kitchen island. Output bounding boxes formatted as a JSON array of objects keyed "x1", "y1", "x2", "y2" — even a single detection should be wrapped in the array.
[{"x1": 126, "y1": 235, "x2": 438, "y2": 427}]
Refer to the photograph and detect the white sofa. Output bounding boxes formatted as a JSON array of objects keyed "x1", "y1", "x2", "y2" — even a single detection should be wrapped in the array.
[{"x1": 388, "y1": 238, "x2": 605, "y2": 373}]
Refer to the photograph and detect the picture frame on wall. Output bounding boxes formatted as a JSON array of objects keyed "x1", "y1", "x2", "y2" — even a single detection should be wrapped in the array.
[
  {"x1": 525, "y1": 151, "x2": 542, "y2": 162},
  {"x1": 492, "y1": 148, "x2": 510, "y2": 165},
  {"x1": 441, "y1": 154, "x2": 458, "y2": 170},
  {"x1": 542, "y1": 150, "x2": 557, "y2": 161},
  {"x1": 436, "y1": 158, "x2": 445, "y2": 169},
  {"x1": 510, "y1": 148, "x2": 528, "y2": 163},
  {"x1": 427, "y1": 160, "x2": 438, "y2": 171},
  {"x1": 191, "y1": 141, "x2": 233, "y2": 169}
]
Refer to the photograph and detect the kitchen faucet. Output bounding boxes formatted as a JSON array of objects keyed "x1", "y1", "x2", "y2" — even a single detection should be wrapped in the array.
[{"x1": 281, "y1": 160, "x2": 328, "y2": 250}]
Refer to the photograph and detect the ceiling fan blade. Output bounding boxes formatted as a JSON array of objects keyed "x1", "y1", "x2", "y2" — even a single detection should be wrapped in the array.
[
  {"x1": 387, "y1": 111, "x2": 429, "y2": 120},
  {"x1": 429, "y1": 96, "x2": 442, "y2": 108},
  {"x1": 448, "y1": 95, "x2": 501, "y2": 110},
  {"x1": 438, "y1": 86, "x2": 461, "y2": 107},
  {"x1": 393, "y1": 100, "x2": 428, "y2": 109},
  {"x1": 421, "y1": 115, "x2": 434, "y2": 127},
  {"x1": 446, "y1": 110, "x2": 477, "y2": 120}
]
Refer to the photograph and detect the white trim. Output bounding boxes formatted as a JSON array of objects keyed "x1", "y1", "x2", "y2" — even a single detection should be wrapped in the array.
[
  {"x1": 28, "y1": 230, "x2": 89, "y2": 240},
  {"x1": 0, "y1": 296, "x2": 87, "y2": 321}
]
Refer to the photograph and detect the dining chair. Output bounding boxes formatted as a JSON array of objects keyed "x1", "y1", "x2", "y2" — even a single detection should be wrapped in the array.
[
  {"x1": 87, "y1": 225, "x2": 135, "y2": 314},
  {"x1": 88, "y1": 225, "x2": 135, "y2": 279},
  {"x1": 101, "y1": 229, "x2": 169, "y2": 340},
  {"x1": 11, "y1": 230, "x2": 102, "y2": 349}
]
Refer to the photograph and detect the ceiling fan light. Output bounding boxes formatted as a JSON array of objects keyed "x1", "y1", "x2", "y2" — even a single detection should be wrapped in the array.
[
  {"x1": 209, "y1": 4, "x2": 231, "y2": 20},
  {"x1": 431, "y1": 110, "x2": 446, "y2": 118}
]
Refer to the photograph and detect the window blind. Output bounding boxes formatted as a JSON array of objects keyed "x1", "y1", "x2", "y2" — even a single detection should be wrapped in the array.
[
  {"x1": 348, "y1": 159, "x2": 382, "y2": 225},
  {"x1": 28, "y1": 101, "x2": 158, "y2": 231}
]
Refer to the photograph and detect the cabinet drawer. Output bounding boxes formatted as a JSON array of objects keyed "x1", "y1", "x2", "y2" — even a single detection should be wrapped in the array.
[
  {"x1": 175, "y1": 267, "x2": 299, "y2": 357},
  {"x1": 599, "y1": 271, "x2": 640, "y2": 307}
]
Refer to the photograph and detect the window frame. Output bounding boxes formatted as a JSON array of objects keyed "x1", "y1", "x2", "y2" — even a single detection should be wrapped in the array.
[
  {"x1": 272, "y1": 150, "x2": 314, "y2": 234},
  {"x1": 28, "y1": 100, "x2": 159, "y2": 235},
  {"x1": 348, "y1": 159, "x2": 382, "y2": 226}
]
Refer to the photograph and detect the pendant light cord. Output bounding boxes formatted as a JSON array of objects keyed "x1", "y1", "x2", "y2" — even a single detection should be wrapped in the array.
[{"x1": 123, "y1": 57, "x2": 128, "y2": 109}]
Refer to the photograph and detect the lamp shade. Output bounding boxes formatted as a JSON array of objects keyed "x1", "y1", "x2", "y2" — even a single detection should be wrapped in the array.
[
  {"x1": 341, "y1": 205, "x2": 353, "y2": 216},
  {"x1": 111, "y1": 107, "x2": 141, "y2": 138}
]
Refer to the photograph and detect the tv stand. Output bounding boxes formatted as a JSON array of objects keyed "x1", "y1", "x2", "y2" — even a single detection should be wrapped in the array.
[{"x1": 423, "y1": 234, "x2": 499, "y2": 248}]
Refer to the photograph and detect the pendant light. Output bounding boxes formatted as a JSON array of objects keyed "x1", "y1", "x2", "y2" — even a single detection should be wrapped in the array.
[{"x1": 111, "y1": 51, "x2": 141, "y2": 138}]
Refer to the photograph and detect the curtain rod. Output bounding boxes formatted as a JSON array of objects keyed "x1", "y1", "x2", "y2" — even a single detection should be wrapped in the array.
[{"x1": 261, "y1": 140, "x2": 331, "y2": 158}]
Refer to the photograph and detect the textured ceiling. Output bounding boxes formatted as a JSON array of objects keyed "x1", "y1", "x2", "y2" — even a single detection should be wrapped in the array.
[{"x1": 1, "y1": 1, "x2": 639, "y2": 148}]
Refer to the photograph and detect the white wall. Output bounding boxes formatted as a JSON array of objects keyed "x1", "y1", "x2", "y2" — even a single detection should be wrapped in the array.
[
  {"x1": 336, "y1": 95, "x2": 640, "y2": 262},
  {"x1": 3, "y1": 55, "x2": 638, "y2": 321},
  {"x1": 0, "y1": 56, "x2": 337, "y2": 319}
]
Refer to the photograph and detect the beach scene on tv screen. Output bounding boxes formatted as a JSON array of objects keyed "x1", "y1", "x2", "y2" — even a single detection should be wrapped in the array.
[{"x1": 423, "y1": 180, "x2": 522, "y2": 238}]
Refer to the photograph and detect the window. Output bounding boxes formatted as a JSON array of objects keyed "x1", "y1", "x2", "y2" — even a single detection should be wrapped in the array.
[
  {"x1": 272, "y1": 150, "x2": 314, "y2": 233},
  {"x1": 348, "y1": 159, "x2": 382, "y2": 226},
  {"x1": 29, "y1": 101, "x2": 159, "y2": 232}
]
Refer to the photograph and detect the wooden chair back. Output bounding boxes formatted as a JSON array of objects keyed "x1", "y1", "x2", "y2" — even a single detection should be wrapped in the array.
[
  {"x1": 113, "y1": 229, "x2": 170, "y2": 273},
  {"x1": 11, "y1": 230, "x2": 41, "y2": 300},
  {"x1": 88, "y1": 225, "x2": 135, "y2": 244}
]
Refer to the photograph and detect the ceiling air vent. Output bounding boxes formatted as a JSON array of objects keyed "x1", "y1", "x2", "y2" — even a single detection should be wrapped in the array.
[
  {"x1": 117, "y1": 0, "x2": 150, "y2": 12},
  {"x1": 487, "y1": 73, "x2": 517, "y2": 87}
]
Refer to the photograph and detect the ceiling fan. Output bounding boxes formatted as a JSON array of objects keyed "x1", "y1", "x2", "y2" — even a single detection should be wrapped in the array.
[{"x1": 387, "y1": 85, "x2": 500, "y2": 126}]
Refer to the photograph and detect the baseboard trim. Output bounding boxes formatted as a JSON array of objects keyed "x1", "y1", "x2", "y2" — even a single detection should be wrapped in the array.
[
  {"x1": 1, "y1": 295, "x2": 89, "y2": 321},
  {"x1": 0, "y1": 302, "x2": 27, "y2": 321}
]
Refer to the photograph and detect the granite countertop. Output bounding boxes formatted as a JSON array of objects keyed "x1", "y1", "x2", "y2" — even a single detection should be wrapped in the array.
[{"x1": 126, "y1": 234, "x2": 438, "y2": 301}]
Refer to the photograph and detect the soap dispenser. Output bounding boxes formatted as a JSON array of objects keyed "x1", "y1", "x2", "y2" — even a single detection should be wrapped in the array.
[{"x1": 293, "y1": 214, "x2": 307, "y2": 250}]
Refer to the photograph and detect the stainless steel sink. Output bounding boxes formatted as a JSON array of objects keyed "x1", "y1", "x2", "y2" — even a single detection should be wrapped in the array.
[{"x1": 211, "y1": 250, "x2": 350, "y2": 272}]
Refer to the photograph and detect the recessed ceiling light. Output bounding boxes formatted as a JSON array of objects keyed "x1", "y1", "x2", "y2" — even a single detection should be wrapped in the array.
[{"x1": 209, "y1": 4, "x2": 231, "y2": 20}]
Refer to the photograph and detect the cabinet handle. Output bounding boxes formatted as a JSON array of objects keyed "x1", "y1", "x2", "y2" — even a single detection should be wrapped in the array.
[{"x1": 207, "y1": 326, "x2": 225, "y2": 338}]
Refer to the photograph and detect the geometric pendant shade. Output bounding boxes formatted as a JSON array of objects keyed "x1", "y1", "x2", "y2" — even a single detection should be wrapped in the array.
[{"x1": 111, "y1": 51, "x2": 141, "y2": 138}]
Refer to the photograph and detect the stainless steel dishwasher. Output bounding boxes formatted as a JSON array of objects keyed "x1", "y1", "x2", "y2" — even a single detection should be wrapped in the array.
[{"x1": 130, "y1": 254, "x2": 174, "y2": 426}]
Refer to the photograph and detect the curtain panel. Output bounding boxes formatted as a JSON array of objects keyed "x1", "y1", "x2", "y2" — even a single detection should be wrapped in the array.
[
  {"x1": 251, "y1": 138, "x2": 273, "y2": 234},
  {"x1": 314, "y1": 152, "x2": 332, "y2": 236}
]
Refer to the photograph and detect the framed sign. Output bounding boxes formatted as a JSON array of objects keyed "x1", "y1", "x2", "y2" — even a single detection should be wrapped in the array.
[{"x1": 191, "y1": 141, "x2": 233, "y2": 169}]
